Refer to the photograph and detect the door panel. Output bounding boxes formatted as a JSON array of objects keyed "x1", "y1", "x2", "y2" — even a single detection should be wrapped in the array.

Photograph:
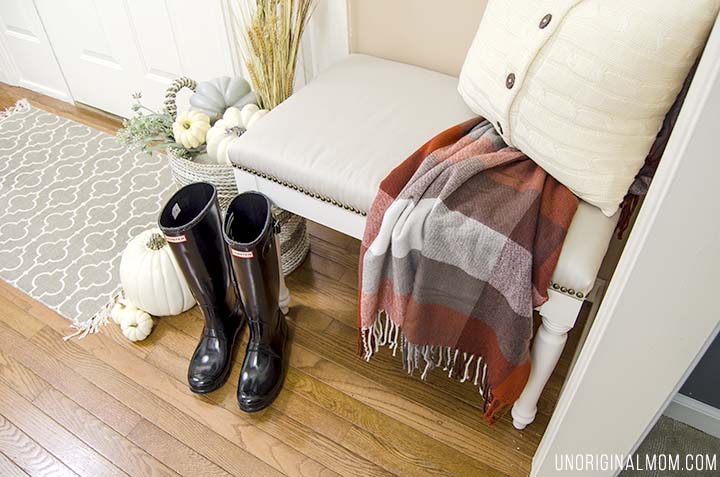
[
  {"x1": 34, "y1": 0, "x2": 234, "y2": 117},
  {"x1": 0, "y1": 0, "x2": 71, "y2": 100}
]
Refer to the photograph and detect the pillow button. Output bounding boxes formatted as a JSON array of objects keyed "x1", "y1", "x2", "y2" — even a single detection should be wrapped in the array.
[
  {"x1": 506, "y1": 73, "x2": 515, "y2": 89},
  {"x1": 539, "y1": 13, "x2": 552, "y2": 29}
]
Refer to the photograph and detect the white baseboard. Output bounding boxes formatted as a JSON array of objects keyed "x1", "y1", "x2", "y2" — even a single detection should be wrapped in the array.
[
  {"x1": 664, "y1": 393, "x2": 720, "y2": 439},
  {"x1": 17, "y1": 79, "x2": 73, "y2": 103}
]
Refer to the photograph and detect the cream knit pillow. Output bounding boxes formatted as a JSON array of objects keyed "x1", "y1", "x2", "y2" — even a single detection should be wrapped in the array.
[{"x1": 458, "y1": 0, "x2": 719, "y2": 216}]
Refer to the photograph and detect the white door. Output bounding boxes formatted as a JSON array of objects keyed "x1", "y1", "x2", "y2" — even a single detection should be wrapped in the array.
[
  {"x1": 34, "y1": 0, "x2": 234, "y2": 117},
  {"x1": 0, "y1": 0, "x2": 71, "y2": 100}
]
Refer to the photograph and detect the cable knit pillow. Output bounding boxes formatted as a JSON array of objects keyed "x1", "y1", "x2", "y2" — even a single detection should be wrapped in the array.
[{"x1": 458, "y1": 0, "x2": 719, "y2": 216}]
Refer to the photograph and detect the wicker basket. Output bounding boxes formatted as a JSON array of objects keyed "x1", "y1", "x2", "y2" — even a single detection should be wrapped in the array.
[{"x1": 163, "y1": 78, "x2": 309, "y2": 275}]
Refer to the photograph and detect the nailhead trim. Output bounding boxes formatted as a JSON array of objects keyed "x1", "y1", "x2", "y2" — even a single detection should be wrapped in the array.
[
  {"x1": 233, "y1": 164, "x2": 368, "y2": 216},
  {"x1": 234, "y1": 165, "x2": 590, "y2": 300},
  {"x1": 550, "y1": 282, "x2": 585, "y2": 300}
]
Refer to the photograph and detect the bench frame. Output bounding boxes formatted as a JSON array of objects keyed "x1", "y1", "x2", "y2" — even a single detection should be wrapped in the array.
[{"x1": 234, "y1": 166, "x2": 599, "y2": 429}]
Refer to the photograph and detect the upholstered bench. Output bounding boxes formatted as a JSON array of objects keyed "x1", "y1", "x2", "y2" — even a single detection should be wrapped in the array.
[{"x1": 228, "y1": 54, "x2": 618, "y2": 429}]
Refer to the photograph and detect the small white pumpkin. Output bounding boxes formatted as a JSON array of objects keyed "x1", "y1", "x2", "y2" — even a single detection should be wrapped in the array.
[
  {"x1": 172, "y1": 110, "x2": 210, "y2": 149},
  {"x1": 110, "y1": 300, "x2": 130, "y2": 325},
  {"x1": 120, "y1": 307, "x2": 154, "y2": 342},
  {"x1": 240, "y1": 103, "x2": 269, "y2": 130},
  {"x1": 206, "y1": 107, "x2": 245, "y2": 165},
  {"x1": 120, "y1": 229, "x2": 195, "y2": 316},
  {"x1": 240, "y1": 104, "x2": 260, "y2": 126},
  {"x1": 246, "y1": 109, "x2": 268, "y2": 129}
]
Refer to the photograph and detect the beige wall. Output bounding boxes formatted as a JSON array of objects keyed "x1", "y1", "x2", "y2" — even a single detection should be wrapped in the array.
[{"x1": 348, "y1": 0, "x2": 487, "y2": 77}]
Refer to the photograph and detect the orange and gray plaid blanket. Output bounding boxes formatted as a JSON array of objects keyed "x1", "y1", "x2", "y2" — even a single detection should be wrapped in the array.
[{"x1": 359, "y1": 118, "x2": 579, "y2": 423}]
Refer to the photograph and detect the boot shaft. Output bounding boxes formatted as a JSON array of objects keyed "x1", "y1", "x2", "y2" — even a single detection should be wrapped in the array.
[
  {"x1": 158, "y1": 183, "x2": 240, "y2": 323},
  {"x1": 223, "y1": 192, "x2": 281, "y2": 330}
]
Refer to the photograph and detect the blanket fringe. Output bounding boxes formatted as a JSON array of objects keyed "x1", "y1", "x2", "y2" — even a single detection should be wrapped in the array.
[
  {"x1": 363, "y1": 312, "x2": 509, "y2": 422},
  {"x1": 0, "y1": 98, "x2": 30, "y2": 122},
  {"x1": 63, "y1": 287, "x2": 123, "y2": 341}
]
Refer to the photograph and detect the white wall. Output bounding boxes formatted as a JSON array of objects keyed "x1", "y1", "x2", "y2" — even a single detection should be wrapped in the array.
[{"x1": 533, "y1": 17, "x2": 720, "y2": 476}]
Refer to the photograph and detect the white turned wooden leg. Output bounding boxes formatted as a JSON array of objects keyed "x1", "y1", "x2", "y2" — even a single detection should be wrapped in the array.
[
  {"x1": 275, "y1": 235, "x2": 290, "y2": 315},
  {"x1": 512, "y1": 289, "x2": 584, "y2": 430},
  {"x1": 512, "y1": 318, "x2": 570, "y2": 429}
]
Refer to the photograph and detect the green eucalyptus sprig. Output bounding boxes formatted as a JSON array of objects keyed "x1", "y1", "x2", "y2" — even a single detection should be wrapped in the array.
[{"x1": 116, "y1": 92, "x2": 205, "y2": 159}]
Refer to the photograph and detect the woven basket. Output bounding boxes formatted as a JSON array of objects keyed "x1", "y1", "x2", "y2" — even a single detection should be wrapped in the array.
[{"x1": 163, "y1": 78, "x2": 309, "y2": 275}]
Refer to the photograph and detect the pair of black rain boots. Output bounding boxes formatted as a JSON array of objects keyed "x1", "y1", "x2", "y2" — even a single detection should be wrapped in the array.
[{"x1": 158, "y1": 183, "x2": 288, "y2": 412}]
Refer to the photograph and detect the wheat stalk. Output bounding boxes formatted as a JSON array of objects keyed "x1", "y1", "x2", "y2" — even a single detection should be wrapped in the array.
[{"x1": 226, "y1": 0, "x2": 316, "y2": 110}]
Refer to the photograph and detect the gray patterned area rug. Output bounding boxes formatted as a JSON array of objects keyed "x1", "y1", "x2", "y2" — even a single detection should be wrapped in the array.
[{"x1": 0, "y1": 99, "x2": 175, "y2": 336}]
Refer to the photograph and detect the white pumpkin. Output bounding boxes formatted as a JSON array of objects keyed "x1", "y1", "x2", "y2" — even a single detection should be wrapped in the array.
[
  {"x1": 110, "y1": 300, "x2": 130, "y2": 325},
  {"x1": 240, "y1": 103, "x2": 269, "y2": 130},
  {"x1": 246, "y1": 109, "x2": 268, "y2": 129},
  {"x1": 120, "y1": 229, "x2": 195, "y2": 316},
  {"x1": 172, "y1": 110, "x2": 210, "y2": 149},
  {"x1": 119, "y1": 307, "x2": 154, "y2": 342},
  {"x1": 206, "y1": 107, "x2": 245, "y2": 165},
  {"x1": 240, "y1": 104, "x2": 260, "y2": 126}
]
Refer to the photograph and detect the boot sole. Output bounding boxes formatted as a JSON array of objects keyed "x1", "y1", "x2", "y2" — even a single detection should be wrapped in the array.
[
  {"x1": 189, "y1": 365, "x2": 232, "y2": 394},
  {"x1": 237, "y1": 372, "x2": 287, "y2": 412}
]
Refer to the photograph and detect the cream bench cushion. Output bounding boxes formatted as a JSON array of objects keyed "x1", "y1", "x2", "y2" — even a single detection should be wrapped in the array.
[
  {"x1": 228, "y1": 53, "x2": 617, "y2": 295},
  {"x1": 230, "y1": 54, "x2": 475, "y2": 214}
]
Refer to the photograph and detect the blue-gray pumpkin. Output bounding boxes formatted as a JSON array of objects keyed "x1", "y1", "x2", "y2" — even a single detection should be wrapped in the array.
[{"x1": 189, "y1": 76, "x2": 257, "y2": 121}]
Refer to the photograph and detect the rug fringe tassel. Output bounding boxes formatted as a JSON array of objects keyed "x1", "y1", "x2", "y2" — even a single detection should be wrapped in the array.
[
  {"x1": 63, "y1": 287, "x2": 123, "y2": 341},
  {"x1": 361, "y1": 312, "x2": 492, "y2": 406},
  {"x1": 0, "y1": 98, "x2": 30, "y2": 122}
]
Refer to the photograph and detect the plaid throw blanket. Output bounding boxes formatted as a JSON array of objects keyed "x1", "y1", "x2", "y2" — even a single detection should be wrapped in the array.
[{"x1": 359, "y1": 118, "x2": 579, "y2": 423}]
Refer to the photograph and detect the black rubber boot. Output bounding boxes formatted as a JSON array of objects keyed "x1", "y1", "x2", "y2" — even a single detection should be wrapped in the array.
[
  {"x1": 223, "y1": 192, "x2": 288, "y2": 412},
  {"x1": 158, "y1": 183, "x2": 244, "y2": 394}
]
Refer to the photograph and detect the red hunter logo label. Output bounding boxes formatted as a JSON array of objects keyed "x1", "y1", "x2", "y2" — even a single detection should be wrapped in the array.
[
  {"x1": 231, "y1": 248, "x2": 254, "y2": 259},
  {"x1": 165, "y1": 234, "x2": 187, "y2": 244}
]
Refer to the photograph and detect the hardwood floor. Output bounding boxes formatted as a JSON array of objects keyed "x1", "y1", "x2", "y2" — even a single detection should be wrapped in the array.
[{"x1": 0, "y1": 84, "x2": 587, "y2": 476}]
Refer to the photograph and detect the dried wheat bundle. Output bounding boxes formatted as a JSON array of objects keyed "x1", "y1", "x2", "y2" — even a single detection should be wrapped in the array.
[{"x1": 226, "y1": 0, "x2": 316, "y2": 110}]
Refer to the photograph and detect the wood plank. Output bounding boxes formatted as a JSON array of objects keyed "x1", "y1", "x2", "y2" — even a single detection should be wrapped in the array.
[
  {"x1": 33, "y1": 389, "x2": 178, "y2": 477},
  {"x1": 162, "y1": 312, "x2": 507, "y2": 476},
  {"x1": 148, "y1": 330, "x2": 504, "y2": 475},
  {"x1": 0, "y1": 350, "x2": 49, "y2": 401},
  {"x1": 0, "y1": 319, "x2": 142, "y2": 436},
  {"x1": 126, "y1": 420, "x2": 231, "y2": 477},
  {"x1": 145, "y1": 344, "x2": 351, "y2": 444},
  {"x1": 144, "y1": 339, "x2": 393, "y2": 477},
  {"x1": 0, "y1": 383, "x2": 123, "y2": 477},
  {"x1": 285, "y1": 266, "x2": 358, "y2": 329},
  {"x1": 307, "y1": 221, "x2": 361, "y2": 255},
  {"x1": 0, "y1": 416, "x2": 73, "y2": 477},
  {"x1": 34, "y1": 314, "x2": 386, "y2": 476},
  {"x1": 0, "y1": 311, "x2": 282, "y2": 477},
  {"x1": 0, "y1": 84, "x2": 121, "y2": 134},
  {"x1": 0, "y1": 451, "x2": 29, "y2": 477},
  {"x1": 289, "y1": 324, "x2": 533, "y2": 475},
  {"x1": 164, "y1": 304, "x2": 531, "y2": 475},
  {"x1": 27, "y1": 315, "x2": 330, "y2": 477},
  {"x1": 0, "y1": 281, "x2": 34, "y2": 312},
  {"x1": 0, "y1": 292, "x2": 44, "y2": 339}
]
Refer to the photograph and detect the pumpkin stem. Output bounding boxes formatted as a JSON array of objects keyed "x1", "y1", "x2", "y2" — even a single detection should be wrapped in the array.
[{"x1": 146, "y1": 233, "x2": 167, "y2": 251}]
